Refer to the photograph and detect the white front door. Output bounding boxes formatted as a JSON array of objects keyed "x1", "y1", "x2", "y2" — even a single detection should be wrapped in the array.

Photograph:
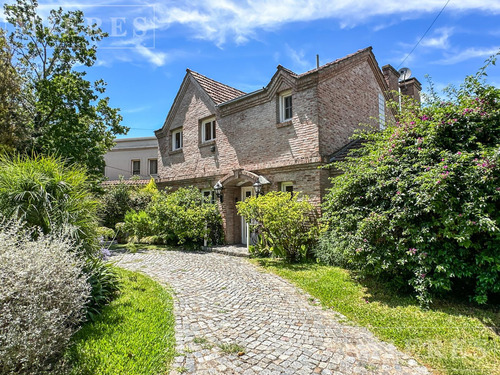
[{"x1": 241, "y1": 186, "x2": 254, "y2": 244}]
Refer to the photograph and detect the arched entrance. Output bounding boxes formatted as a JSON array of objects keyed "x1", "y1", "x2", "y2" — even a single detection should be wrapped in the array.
[{"x1": 216, "y1": 169, "x2": 269, "y2": 245}]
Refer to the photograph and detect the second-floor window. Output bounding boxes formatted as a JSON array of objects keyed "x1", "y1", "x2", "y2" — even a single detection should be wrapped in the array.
[
  {"x1": 279, "y1": 90, "x2": 293, "y2": 122},
  {"x1": 202, "y1": 118, "x2": 216, "y2": 143},
  {"x1": 172, "y1": 128, "x2": 183, "y2": 151},
  {"x1": 132, "y1": 160, "x2": 140, "y2": 175},
  {"x1": 149, "y1": 158, "x2": 158, "y2": 175}
]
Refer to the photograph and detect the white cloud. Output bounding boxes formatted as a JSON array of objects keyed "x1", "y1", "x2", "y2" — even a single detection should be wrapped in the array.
[
  {"x1": 122, "y1": 105, "x2": 152, "y2": 114},
  {"x1": 135, "y1": 44, "x2": 168, "y2": 66},
  {"x1": 434, "y1": 47, "x2": 500, "y2": 65},
  {"x1": 421, "y1": 27, "x2": 453, "y2": 49},
  {"x1": 285, "y1": 44, "x2": 311, "y2": 70},
  {"x1": 150, "y1": 0, "x2": 500, "y2": 45}
]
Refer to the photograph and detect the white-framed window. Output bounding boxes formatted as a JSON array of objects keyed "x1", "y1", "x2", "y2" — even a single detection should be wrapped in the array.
[
  {"x1": 131, "y1": 160, "x2": 140, "y2": 175},
  {"x1": 148, "y1": 158, "x2": 158, "y2": 175},
  {"x1": 280, "y1": 181, "x2": 294, "y2": 194},
  {"x1": 172, "y1": 128, "x2": 183, "y2": 151},
  {"x1": 201, "y1": 189, "x2": 215, "y2": 204},
  {"x1": 379, "y1": 92, "x2": 386, "y2": 130},
  {"x1": 279, "y1": 90, "x2": 293, "y2": 122},
  {"x1": 202, "y1": 117, "x2": 216, "y2": 143}
]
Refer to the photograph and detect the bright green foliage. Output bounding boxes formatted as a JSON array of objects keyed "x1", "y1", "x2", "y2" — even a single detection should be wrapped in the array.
[
  {"x1": 98, "y1": 182, "x2": 157, "y2": 229},
  {"x1": 0, "y1": 155, "x2": 100, "y2": 256},
  {"x1": 96, "y1": 226, "x2": 115, "y2": 241},
  {"x1": 4, "y1": 0, "x2": 127, "y2": 177},
  {"x1": 256, "y1": 259, "x2": 500, "y2": 375},
  {"x1": 237, "y1": 191, "x2": 321, "y2": 262},
  {"x1": 142, "y1": 178, "x2": 158, "y2": 195},
  {"x1": 319, "y1": 59, "x2": 500, "y2": 305},
  {"x1": 123, "y1": 210, "x2": 152, "y2": 240},
  {"x1": 146, "y1": 187, "x2": 223, "y2": 246},
  {"x1": 65, "y1": 268, "x2": 176, "y2": 375}
]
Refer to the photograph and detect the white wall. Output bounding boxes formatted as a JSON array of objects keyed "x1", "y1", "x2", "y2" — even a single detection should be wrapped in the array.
[{"x1": 104, "y1": 137, "x2": 159, "y2": 180}]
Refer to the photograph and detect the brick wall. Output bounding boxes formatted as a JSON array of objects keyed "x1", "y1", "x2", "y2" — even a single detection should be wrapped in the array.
[
  {"x1": 318, "y1": 58, "x2": 382, "y2": 158},
  {"x1": 157, "y1": 74, "x2": 322, "y2": 182},
  {"x1": 155, "y1": 50, "x2": 399, "y2": 244}
]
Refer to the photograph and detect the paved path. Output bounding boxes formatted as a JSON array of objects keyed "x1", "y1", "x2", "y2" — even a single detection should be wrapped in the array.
[{"x1": 112, "y1": 250, "x2": 429, "y2": 375}]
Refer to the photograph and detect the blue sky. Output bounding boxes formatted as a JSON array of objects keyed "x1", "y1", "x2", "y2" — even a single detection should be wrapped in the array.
[{"x1": 3, "y1": 0, "x2": 500, "y2": 138}]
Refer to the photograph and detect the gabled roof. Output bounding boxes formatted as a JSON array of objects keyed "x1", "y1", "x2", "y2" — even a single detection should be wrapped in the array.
[
  {"x1": 188, "y1": 69, "x2": 246, "y2": 105},
  {"x1": 220, "y1": 47, "x2": 375, "y2": 108},
  {"x1": 296, "y1": 47, "x2": 372, "y2": 78}
]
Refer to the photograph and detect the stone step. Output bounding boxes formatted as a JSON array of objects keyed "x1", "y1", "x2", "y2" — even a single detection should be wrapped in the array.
[{"x1": 201, "y1": 245, "x2": 250, "y2": 258}]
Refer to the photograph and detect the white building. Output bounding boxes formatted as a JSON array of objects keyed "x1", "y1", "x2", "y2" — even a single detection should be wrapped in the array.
[{"x1": 104, "y1": 137, "x2": 158, "y2": 181}]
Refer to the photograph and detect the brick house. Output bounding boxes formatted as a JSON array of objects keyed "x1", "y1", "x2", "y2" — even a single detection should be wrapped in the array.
[{"x1": 154, "y1": 47, "x2": 420, "y2": 245}]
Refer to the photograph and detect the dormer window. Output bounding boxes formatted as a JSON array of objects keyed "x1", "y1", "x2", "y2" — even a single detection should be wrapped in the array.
[
  {"x1": 202, "y1": 117, "x2": 216, "y2": 143},
  {"x1": 172, "y1": 128, "x2": 183, "y2": 151},
  {"x1": 279, "y1": 90, "x2": 293, "y2": 122}
]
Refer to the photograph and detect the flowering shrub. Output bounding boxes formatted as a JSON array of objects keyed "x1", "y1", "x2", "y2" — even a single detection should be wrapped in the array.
[
  {"x1": 319, "y1": 60, "x2": 500, "y2": 305},
  {"x1": 0, "y1": 220, "x2": 90, "y2": 373},
  {"x1": 237, "y1": 191, "x2": 321, "y2": 262}
]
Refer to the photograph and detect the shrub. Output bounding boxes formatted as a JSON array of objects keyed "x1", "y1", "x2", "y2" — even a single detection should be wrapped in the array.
[
  {"x1": 237, "y1": 191, "x2": 321, "y2": 262},
  {"x1": 98, "y1": 182, "x2": 131, "y2": 229},
  {"x1": 0, "y1": 220, "x2": 90, "y2": 374},
  {"x1": 97, "y1": 226, "x2": 115, "y2": 241},
  {"x1": 83, "y1": 257, "x2": 120, "y2": 321},
  {"x1": 124, "y1": 210, "x2": 153, "y2": 239},
  {"x1": 98, "y1": 179, "x2": 158, "y2": 229},
  {"x1": 146, "y1": 187, "x2": 223, "y2": 246},
  {"x1": 320, "y1": 60, "x2": 500, "y2": 305},
  {"x1": 0, "y1": 155, "x2": 100, "y2": 256}
]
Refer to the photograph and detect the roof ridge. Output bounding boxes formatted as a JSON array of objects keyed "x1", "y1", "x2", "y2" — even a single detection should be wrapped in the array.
[
  {"x1": 187, "y1": 69, "x2": 246, "y2": 105},
  {"x1": 276, "y1": 65, "x2": 298, "y2": 77},
  {"x1": 294, "y1": 47, "x2": 373, "y2": 78}
]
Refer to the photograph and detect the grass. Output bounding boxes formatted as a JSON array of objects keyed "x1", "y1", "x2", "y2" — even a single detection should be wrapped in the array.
[
  {"x1": 65, "y1": 267, "x2": 176, "y2": 375},
  {"x1": 253, "y1": 259, "x2": 500, "y2": 375},
  {"x1": 219, "y1": 343, "x2": 245, "y2": 354}
]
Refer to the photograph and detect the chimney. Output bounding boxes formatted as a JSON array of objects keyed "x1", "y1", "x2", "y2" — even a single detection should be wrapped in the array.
[
  {"x1": 382, "y1": 64, "x2": 421, "y2": 104},
  {"x1": 382, "y1": 64, "x2": 399, "y2": 94},
  {"x1": 399, "y1": 78, "x2": 422, "y2": 104}
]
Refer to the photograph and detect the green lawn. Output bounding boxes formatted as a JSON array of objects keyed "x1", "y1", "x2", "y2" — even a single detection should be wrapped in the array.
[
  {"x1": 65, "y1": 267, "x2": 176, "y2": 375},
  {"x1": 254, "y1": 259, "x2": 500, "y2": 375}
]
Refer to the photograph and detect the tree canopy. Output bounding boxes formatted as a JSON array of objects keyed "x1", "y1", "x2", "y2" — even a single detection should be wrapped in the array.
[
  {"x1": 318, "y1": 55, "x2": 500, "y2": 305},
  {"x1": 3, "y1": 0, "x2": 128, "y2": 177},
  {"x1": 0, "y1": 29, "x2": 29, "y2": 154}
]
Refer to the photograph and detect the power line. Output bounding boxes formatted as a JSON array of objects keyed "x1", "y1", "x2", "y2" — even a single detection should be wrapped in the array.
[{"x1": 397, "y1": 0, "x2": 451, "y2": 69}]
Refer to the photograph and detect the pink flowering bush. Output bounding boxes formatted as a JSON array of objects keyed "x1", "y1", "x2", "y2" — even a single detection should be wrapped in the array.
[{"x1": 319, "y1": 57, "x2": 500, "y2": 306}]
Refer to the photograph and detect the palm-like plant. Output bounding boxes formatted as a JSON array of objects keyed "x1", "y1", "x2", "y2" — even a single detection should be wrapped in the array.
[{"x1": 0, "y1": 155, "x2": 99, "y2": 256}]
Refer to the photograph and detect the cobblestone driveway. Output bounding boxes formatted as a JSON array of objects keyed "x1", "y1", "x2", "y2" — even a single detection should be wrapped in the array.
[{"x1": 113, "y1": 250, "x2": 429, "y2": 375}]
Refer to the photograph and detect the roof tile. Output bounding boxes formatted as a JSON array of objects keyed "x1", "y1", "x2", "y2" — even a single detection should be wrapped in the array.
[{"x1": 188, "y1": 70, "x2": 246, "y2": 105}]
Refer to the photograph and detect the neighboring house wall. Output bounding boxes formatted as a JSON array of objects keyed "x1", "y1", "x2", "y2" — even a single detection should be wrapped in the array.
[{"x1": 104, "y1": 137, "x2": 159, "y2": 180}]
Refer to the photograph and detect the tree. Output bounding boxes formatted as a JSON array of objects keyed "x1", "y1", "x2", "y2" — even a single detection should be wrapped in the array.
[
  {"x1": 0, "y1": 29, "x2": 29, "y2": 154},
  {"x1": 318, "y1": 55, "x2": 500, "y2": 305},
  {"x1": 4, "y1": 0, "x2": 128, "y2": 177}
]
